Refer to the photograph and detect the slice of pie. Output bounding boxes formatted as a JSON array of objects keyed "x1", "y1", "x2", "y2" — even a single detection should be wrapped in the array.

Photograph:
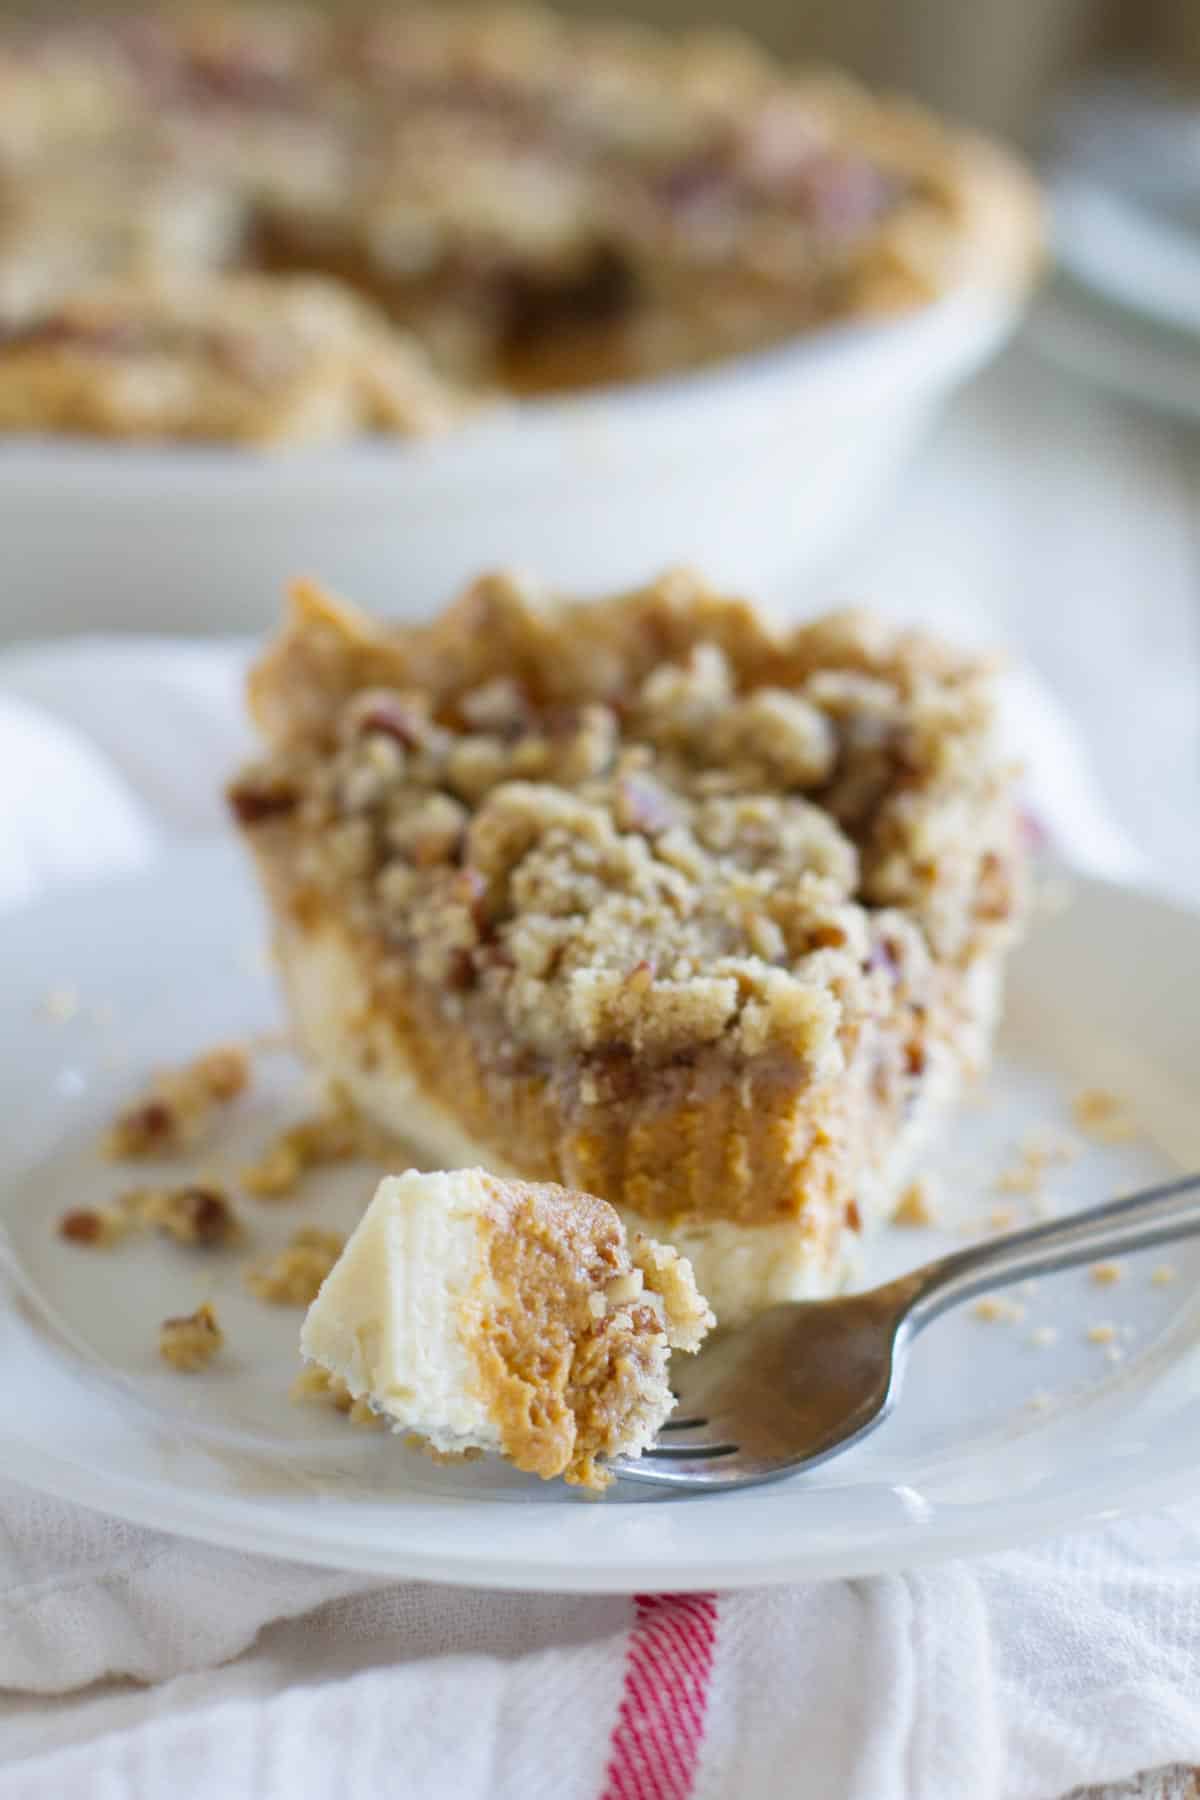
[
  {"x1": 299, "y1": 1166, "x2": 713, "y2": 1489},
  {"x1": 232, "y1": 571, "x2": 1026, "y2": 1324}
]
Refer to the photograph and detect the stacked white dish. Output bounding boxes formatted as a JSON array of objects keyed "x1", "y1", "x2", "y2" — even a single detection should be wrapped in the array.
[{"x1": 1033, "y1": 74, "x2": 1200, "y2": 422}]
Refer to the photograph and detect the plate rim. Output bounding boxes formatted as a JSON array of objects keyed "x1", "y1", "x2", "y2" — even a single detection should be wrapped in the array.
[{"x1": 8, "y1": 1424, "x2": 1200, "y2": 1593}]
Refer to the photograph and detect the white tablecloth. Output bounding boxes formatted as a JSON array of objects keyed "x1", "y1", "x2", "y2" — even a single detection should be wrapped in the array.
[{"x1": 2, "y1": 347, "x2": 1199, "y2": 1800}]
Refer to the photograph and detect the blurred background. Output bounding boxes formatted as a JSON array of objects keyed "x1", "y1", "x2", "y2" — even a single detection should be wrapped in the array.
[
  {"x1": 0, "y1": 0, "x2": 1197, "y2": 893},
  {"x1": 526, "y1": 0, "x2": 1183, "y2": 139},
  {"x1": 0, "y1": 0, "x2": 1191, "y2": 135}
]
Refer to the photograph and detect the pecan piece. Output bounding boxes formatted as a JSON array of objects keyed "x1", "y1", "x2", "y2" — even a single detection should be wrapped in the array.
[
  {"x1": 614, "y1": 774, "x2": 676, "y2": 837},
  {"x1": 135, "y1": 1183, "x2": 241, "y2": 1247},
  {"x1": 159, "y1": 1302, "x2": 223, "y2": 1372},
  {"x1": 105, "y1": 1045, "x2": 250, "y2": 1159},
  {"x1": 228, "y1": 776, "x2": 298, "y2": 826},
  {"x1": 58, "y1": 1208, "x2": 106, "y2": 1245},
  {"x1": 349, "y1": 691, "x2": 428, "y2": 750}
]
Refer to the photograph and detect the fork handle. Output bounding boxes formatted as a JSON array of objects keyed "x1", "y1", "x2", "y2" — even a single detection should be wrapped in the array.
[{"x1": 903, "y1": 1171, "x2": 1200, "y2": 1331}]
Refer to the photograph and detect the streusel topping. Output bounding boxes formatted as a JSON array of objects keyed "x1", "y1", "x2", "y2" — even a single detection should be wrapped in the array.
[
  {"x1": 0, "y1": 5, "x2": 1039, "y2": 436},
  {"x1": 234, "y1": 572, "x2": 1022, "y2": 1070}
]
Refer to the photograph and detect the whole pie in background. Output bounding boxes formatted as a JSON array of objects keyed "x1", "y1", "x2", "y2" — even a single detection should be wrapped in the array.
[{"x1": 0, "y1": 4, "x2": 1040, "y2": 444}]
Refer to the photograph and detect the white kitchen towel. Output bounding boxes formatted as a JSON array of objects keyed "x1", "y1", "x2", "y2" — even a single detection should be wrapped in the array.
[{"x1": 0, "y1": 637, "x2": 1194, "y2": 1800}]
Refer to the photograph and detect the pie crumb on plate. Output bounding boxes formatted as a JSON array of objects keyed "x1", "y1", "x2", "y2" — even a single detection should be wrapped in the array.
[{"x1": 158, "y1": 1300, "x2": 224, "y2": 1372}]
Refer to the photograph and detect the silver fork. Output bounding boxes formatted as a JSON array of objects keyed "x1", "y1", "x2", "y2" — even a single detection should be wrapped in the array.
[{"x1": 610, "y1": 1172, "x2": 1200, "y2": 1492}]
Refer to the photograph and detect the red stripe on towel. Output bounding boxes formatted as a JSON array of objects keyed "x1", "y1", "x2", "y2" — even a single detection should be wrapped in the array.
[{"x1": 601, "y1": 1594, "x2": 718, "y2": 1800}]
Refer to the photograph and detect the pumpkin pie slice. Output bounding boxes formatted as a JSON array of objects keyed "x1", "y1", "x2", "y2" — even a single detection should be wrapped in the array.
[{"x1": 232, "y1": 571, "x2": 1026, "y2": 1324}]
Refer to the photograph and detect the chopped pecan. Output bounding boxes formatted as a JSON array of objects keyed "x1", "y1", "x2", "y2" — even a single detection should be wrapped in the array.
[
  {"x1": 159, "y1": 1302, "x2": 223, "y2": 1372},
  {"x1": 240, "y1": 1085, "x2": 361, "y2": 1197},
  {"x1": 58, "y1": 1208, "x2": 106, "y2": 1245},
  {"x1": 349, "y1": 691, "x2": 428, "y2": 750},
  {"x1": 613, "y1": 774, "x2": 676, "y2": 837},
  {"x1": 245, "y1": 1228, "x2": 344, "y2": 1306},
  {"x1": 135, "y1": 1183, "x2": 241, "y2": 1247},
  {"x1": 105, "y1": 1045, "x2": 250, "y2": 1159},
  {"x1": 228, "y1": 776, "x2": 299, "y2": 826}
]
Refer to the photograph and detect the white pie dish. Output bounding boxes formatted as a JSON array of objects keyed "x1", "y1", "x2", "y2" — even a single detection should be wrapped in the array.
[
  {"x1": 1, "y1": 840, "x2": 1198, "y2": 1592},
  {"x1": 0, "y1": 285, "x2": 1021, "y2": 641}
]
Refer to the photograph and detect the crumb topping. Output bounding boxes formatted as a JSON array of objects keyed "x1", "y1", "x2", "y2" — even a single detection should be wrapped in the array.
[
  {"x1": 240, "y1": 1083, "x2": 365, "y2": 1196},
  {"x1": 105, "y1": 1043, "x2": 249, "y2": 1158},
  {"x1": 894, "y1": 1174, "x2": 937, "y2": 1226},
  {"x1": 291, "y1": 1363, "x2": 386, "y2": 1428},
  {"x1": 235, "y1": 576, "x2": 1023, "y2": 1075},
  {"x1": 245, "y1": 1225, "x2": 344, "y2": 1304},
  {"x1": 59, "y1": 1203, "x2": 138, "y2": 1249},
  {"x1": 59, "y1": 1182, "x2": 240, "y2": 1249},
  {"x1": 1089, "y1": 1261, "x2": 1123, "y2": 1287},
  {"x1": 159, "y1": 1300, "x2": 223, "y2": 1370},
  {"x1": 1071, "y1": 1088, "x2": 1138, "y2": 1144},
  {"x1": 972, "y1": 1295, "x2": 1024, "y2": 1324},
  {"x1": 993, "y1": 1128, "x2": 1078, "y2": 1199},
  {"x1": 629, "y1": 1233, "x2": 713, "y2": 1352},
  {"x1": 133, "y1": 1182, "x2": 241, "y2": 1246},
  {"x1": 39, "y1": 985, "x2": 81, "y2": 1022}
]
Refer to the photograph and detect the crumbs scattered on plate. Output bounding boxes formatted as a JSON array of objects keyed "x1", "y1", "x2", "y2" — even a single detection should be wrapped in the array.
[
  {"x1": 973, "y1": 1296, "x2": 1026, "y2": 1324},
  {"x1": 894, "y1": 1175, "x2": 939, "y2": 1226},
  {"x1": 1090, "y1": 1261, "x2": 1123, "y2": 1286},
  {"x1": 1071, "y1": 1088, "x2": 1139, "y2": 1144},
  {"x1": 39, "y1": 985, "x2": 81, "y2": 1023},
  {"x1": 159, "y1": 1302, "x2": 223, "y2": 1372}
]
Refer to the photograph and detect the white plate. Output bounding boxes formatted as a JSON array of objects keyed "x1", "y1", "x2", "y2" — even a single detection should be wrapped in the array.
[
  {"x1": 0, "y1": 288, "x2": 1018, "y2": 641},
  {"x1": 2, "y1": 843, "x2": 1198, "y2": 1592}
]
